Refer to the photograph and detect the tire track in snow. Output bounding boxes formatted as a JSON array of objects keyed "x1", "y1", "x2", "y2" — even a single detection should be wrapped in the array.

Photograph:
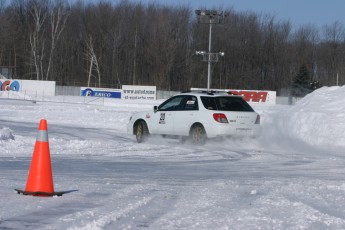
[
  {"x1": 283, "y1": 193, "x2": 345, "y2": 226},
  {"x1": 104, "y1": 192, "x2": 177, "y2": 229},
  {"x1": 64, "y1": 186, "x2": 176, "y2": 230},
  {"x1": 67, "y1": 195, "x2": 153, "y2": 230}
]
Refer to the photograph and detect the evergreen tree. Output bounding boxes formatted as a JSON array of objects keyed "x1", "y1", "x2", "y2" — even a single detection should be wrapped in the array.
[
  {"x1": 292, "y1": 62, "x2": 312, "y2": 96},
  {"x1": 310, "y1": 80, "x2": 322, "y2": 90},
  {"x1": 294, "y1": 63, "x2": 310, "y2": 87}
]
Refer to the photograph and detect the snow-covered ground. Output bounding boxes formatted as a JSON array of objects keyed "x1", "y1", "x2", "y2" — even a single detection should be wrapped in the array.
[{"x1": 0, "y1": 86, "x2": 345, "y2": 230}]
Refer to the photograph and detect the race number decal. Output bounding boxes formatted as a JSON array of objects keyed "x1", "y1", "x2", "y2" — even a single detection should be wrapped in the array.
[{"x1": 159, "y1": 113, "x2": 166, "y2": 124}]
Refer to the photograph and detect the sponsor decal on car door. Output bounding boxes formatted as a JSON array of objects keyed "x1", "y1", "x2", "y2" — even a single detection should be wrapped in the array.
[
  {"x1": 151, "y1": 111, "x2": 174, "y2": 134},
  {"x1": 150, "y1": 95, "x2": 184, "y2": 135},
  {"x1": 173, "y1": 96, "x2": 198, "y2": 136}
]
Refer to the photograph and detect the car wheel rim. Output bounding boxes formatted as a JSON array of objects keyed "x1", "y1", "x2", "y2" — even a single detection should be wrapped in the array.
[
  {"x1": 193, "y1": 127, "x2": 204, "y2": 142},
  {"x1": 136, "y1": 124, "x2": 143, "y2": 140}
]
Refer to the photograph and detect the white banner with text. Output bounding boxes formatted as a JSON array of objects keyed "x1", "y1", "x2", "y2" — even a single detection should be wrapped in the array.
[{"x1": 122, "y1": 85, "x2": 156, "y2": 100}]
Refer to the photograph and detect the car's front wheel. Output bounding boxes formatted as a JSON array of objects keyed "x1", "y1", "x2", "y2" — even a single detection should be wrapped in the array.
[
  {"x1": 190, "y1": 124, "x2": 206, "y2": 145},
  {"x1": 135, "y1": 121, "x2": 149, "y2": 143}
]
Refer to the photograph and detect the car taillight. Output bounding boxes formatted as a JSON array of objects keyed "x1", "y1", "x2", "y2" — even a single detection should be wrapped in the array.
[
  {"x1": 213, "y1": 113, "x2": 228, "y2": 123},
  {"x1": 255, "y1": 114, "x2": 260, "y2": 124}
]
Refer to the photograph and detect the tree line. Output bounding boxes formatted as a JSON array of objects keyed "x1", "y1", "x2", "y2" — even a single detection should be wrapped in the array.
[{"x1": 0, "y1": 0, "x2": 345, "y2": 95}]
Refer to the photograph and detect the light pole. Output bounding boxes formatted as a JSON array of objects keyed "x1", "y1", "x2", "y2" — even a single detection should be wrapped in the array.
[{"x1": 195, "y1": 10, "x2": 226, "y2": 91}]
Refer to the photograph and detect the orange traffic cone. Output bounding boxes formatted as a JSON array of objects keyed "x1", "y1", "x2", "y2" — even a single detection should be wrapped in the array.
[{"x1": 15, "y1": 119, "x2": 64, "y2": 196}]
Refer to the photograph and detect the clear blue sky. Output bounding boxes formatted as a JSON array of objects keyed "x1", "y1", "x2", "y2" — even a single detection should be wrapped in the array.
[{"x1": 127, "y1": 0, "x2": 345, "y2": 28}]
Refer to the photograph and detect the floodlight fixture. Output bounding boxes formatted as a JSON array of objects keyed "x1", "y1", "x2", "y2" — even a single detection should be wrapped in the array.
[
  {"x1": 195, "y1": 9, "x2": 227, "y2": 24},
  {"x1": 196, "y1": 52, "x2": 225, "y2": 62},
  {"x1": 196, "y1": 51, "x2": 206, "y2": 55},
  {"x1": 195, "y1": 9, "x2": 226, "y2": 91}
]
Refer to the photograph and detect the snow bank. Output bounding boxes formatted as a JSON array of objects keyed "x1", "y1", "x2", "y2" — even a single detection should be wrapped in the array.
[
  {"x1": 1, "y1": 86, "x2": 345, "y2": 229},
  {"x1": 274, "y1": 86, "x2": 345, "y2": 148},
  {"x1": 0, "y1": 127, "x2": 15, "y2": 141},
  {"x1": 0, "y1": 91, "x2": 32, "y2": 100}
]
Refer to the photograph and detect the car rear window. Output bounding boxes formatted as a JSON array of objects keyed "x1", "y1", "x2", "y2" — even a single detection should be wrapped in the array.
[{"x1": 200, "y1": 96, "x2": 254, "y2": 112}]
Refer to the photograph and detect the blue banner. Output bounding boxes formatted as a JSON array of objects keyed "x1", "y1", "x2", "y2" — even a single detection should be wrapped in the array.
[{"x1": 80, "y1": 88, "x2": 121, "y2": 98}]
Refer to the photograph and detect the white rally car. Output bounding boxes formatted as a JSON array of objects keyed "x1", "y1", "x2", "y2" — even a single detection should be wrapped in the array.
[{"x1": 127, "y1": 91, "x2": 261, "y2": 144}]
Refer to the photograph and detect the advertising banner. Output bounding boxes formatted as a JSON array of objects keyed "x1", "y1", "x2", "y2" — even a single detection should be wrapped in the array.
[
  {"x1": 228, "y1": 90, "x2": 276, "y2": 105},
  {"x1": 0, "y1": 80, "x2": 20, "y2": 91},
  {"x1": 0, "y1": 79, "x2": 56, "y2": 96},
  {"x1": 191, "y1": 88, "x2": 276, "y2": 105},
  {"x1": 122, "y1": 85, "x2": 156, "y2": 100},
  {"x1": 80, "y1": 87, "x2": 121, "y2": 98}
]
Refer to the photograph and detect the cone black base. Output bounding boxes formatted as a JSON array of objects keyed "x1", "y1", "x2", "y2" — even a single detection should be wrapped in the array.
[{"x1": 15, "y1": 189, "x2": 66, "y2": 197}]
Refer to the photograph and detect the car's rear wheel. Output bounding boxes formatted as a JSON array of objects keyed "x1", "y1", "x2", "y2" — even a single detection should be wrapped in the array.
[
  {"x1": 190, "y1": 124, "x2": 206, "y2": 145},
  {"x1": 135, "y1": 121, "x2": 149, "y2": 143}
]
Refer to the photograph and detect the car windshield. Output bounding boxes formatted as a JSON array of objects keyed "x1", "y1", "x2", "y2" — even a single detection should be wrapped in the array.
[
  {"x1": 158, "y1": 95, "x2": 199, "y2": 111},
  {"x1": 158, "y1": 96, "x2": 184, "y2": 111},
  {"x1": 200, "y1": 96, "x2": 254, "y2": 112}
]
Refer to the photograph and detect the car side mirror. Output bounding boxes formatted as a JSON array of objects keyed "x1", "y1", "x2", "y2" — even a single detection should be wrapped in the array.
[{"x1": 154, "y1": 106, "x2": 158, "y2": 113}]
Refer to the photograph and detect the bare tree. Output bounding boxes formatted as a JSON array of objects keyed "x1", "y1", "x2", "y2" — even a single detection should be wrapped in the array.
[
  {"x1": 29, "y1": 0, "x2": 47, "y2": 80},
  {"x1": 85, "y1": 36, "x2": 101, "y2": 87},
  {"x1": 45, "y1": 1, "x2": 69, "y2": 80},
  {"x1": 293, "y1": 24, "x2": 320, "y2": 83},
  {"x1": 322, "y1": 21, "x2": 345, "y2": 85},
  {"x1": 0, "y1": 0, "x2": 6, "y2": 65},
  {"x1": 3, "y1": 0, "x2": 345, "y2": 91},
  {"x1": 0, "y1": 0, "x2": 6, "y2": 13}
]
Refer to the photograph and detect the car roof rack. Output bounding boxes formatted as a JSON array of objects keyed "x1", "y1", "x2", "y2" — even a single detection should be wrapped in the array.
[
  {"x1": 181, "y1": 90, "x2": 235, "y2": 96},
  {"x1": 181, "y1": 90, "x2": 214, "y2": 95}
]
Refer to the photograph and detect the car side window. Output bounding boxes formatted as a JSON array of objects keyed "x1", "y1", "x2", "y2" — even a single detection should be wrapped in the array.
[
  {"x1": 200, "y1": 96, "x2": 217, "y2": 110},
  {"x1": 158, "y1": 96, "x2": 184, "y2": 111},
  {"x1": 182, "y1": 96, "x2": 198, "y2": 110},
  {"x1": 215, "y1": 97, "x2": 254, "y2": 112}
]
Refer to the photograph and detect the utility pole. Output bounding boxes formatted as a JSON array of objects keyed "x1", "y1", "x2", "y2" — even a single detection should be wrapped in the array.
[{"x1": 195, "y1": 10, "x2": 226, "y2": 91}]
